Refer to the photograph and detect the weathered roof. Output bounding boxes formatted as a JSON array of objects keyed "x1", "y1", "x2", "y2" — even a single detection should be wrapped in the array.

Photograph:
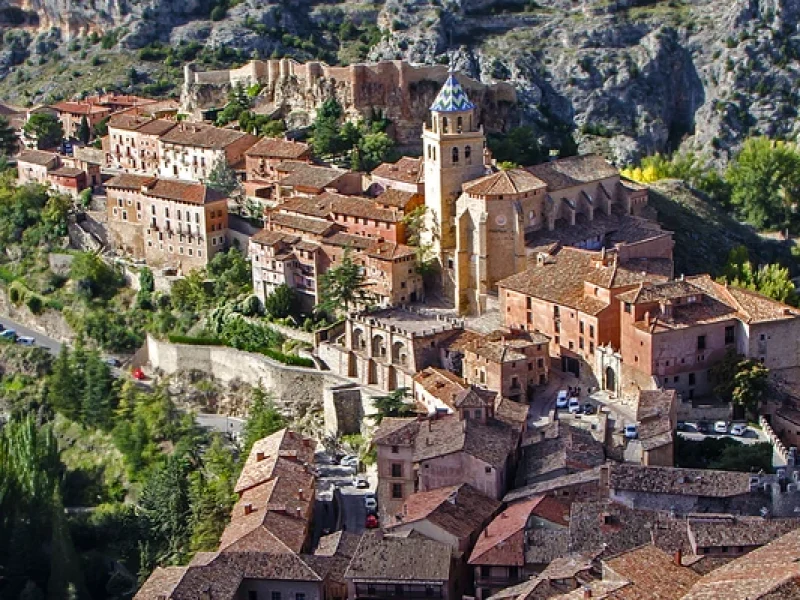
[
  {"x1": 616, "y1": 280, "x2": 705, "y2": 305},
  {"x1": 345, "y1": 532, "x2": 452, "y2": 582},
  {"x1": 413, "y1": 367, "x2": 468, "y2": 408},
  {"x1": 17, "y1": 149, "x2": 58, "y2": 167},
  {"x1": 160, "y1": 122, "x2": 257, "y2": 150},
  {"x1": 504, "y1": 467, "x2": 602, "y2": 503},
  {"x1": 246, "y1": 137, "x2": 310, "y2": 159},
  {"x1": 463, "y1": 169, "x2": 547, "y2": 196},
  {"x1": 463, "y1": 331, "x2": 550, "y2": 364},
  {"x1": 371, "y1": 156, "x2": 424, "y2": 185},
  {"x1": 143, "y1": 178, "x2": 228, "y2": 205},
  {"x1": 687, "y1": 515, "x2": 800, "y2": 550},
  {"x1": 105, "y1": 173, "x2": 156, "y2": 189},
  {"x1": 50, "y1": 100, "x2": 112, "y2": 115},
  {"x1": 413, "y1": 414, "x2": 518, "y2": 469},
  {"x1": 268, "y1": 212, "x2": 337, "y2": 236},
  {"x1": 388, "y1": 483, "x2": 501, "y2": 541},
  {"x1": 516, "y1": 423, "x2": 605, "y2": 487},
  {"x1": 430, "y1": 69, "x2": 476, "y2": 113},
  {"x1": 372, "y1": 417, "x2": 420, "y2": 446},
  {"x1": 365, "y1": 240, "x2": 417, "y2": 261},
  {"x1": 280, "y1": 192, "x2": 402, "y2": 223},
  {"x1": 603, "y1": 544, "x2": 700, "y2": 600},
  {"x1": 681, "y1": 526, "x2": 800, "y2": 600},
  {"x1": 234, "y1": 428, "x2": 315, "y2": 493},
  {"x1": 375, "y1": 187, "x2": 418, "y2": 208},
  {"x1": 525, "y1": 154, "x2": 619, "y2": 190},
  {"x1": 49, "y1": 166, "x2": 84, "y2": 177},
  {"x1": 607, "y1": 464, "x2": 752, "y2": 498},
  {"x1": 498, "y1": 247, "x2": 646, "y2": 315},
  {"x1": 250, "y1": 229, "x2": 300, "y2": 247},
  {"x1": 279, "y1": 164, "x2": 349, "y2": 190}
]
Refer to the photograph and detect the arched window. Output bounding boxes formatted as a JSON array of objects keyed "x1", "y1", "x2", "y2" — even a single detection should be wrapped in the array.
[
  {"x1": 457, "y1": 116, "x2": 463, "y2": 133},
  {"x1": 465, "y1": 145, "x2": 472, "y2": 164},
  {"x1": 452, "y1": 147, "x2": 459, "y2": 164},
  {"x1": 442, "y1": 117, "x2": 449, "y2": 133}
]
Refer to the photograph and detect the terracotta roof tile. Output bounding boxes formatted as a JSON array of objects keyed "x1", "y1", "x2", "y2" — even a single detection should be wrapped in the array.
[
  {"x1": 603, "y1": 544, "x2": 700, "y2": 599},
  {"x1": 413, "y1": 414, "x2": 517, "y2": 469},
  {"x1": 135, "y1": 119, "x2": 179, "y2": 136},
  {"x1": 246, "y1": 137, "x2": 310, "y2": 159},
  {"x1": 105, "y1": 173, "x2": 155, "y2": 189},
  {"x1": 49, "y1": 166, "x2": 84, "y2": 177},
  {"x1": 234, "y1": 428, "x2": 315, "y2": 493},
  {"x1": 608, "y1": 464, "x2": 751, "y2": 498},
  {"x1": 375, "y1": 188, "x2": 418, "y2": 209},
  {"x1": 372, "y1": 417, "x2": 420, "y2": 446},
  {"x1": 463, "y1": 169, "x2": 547, "y2": 196},
  {"x1": 525, "y1": 154, "x2": 620, "y2": 191},
  {"x1": 388, "y1": 483, "x2": 501, "y2": 541},
  {"x1": 494, "y1": 397, "x2": 529, "y2": 432},
  {"x1": 268, "y1": 212, "x2": 337, "y2": 236},
  {"x1": 365, "y1": 240, "x2": 417, "y2": 261},
  {"x1": 687, "y1": 515, "x2": 800, "y2": 550},
  {"x1": 50, "y1": 101, "x2": 112, "y2": 115},
  {"x1": 469, "y1": 497, "x2": 543, "y2": 566},
  {"x1": 250, "y1": 229, "x2": 300, "y2": 247},
  {"x1": 413, "y1": 367, "x2": 468, "y2": 408},
  {"x1": 504, "y1": 467, "x2": 603, "y2": 503},
  {"x1": 321, "y1": 231, "x2": 373, "y2": 250},
  {"x1": 371, "y1": 156, "x2": 424, "y2": 184},
  {"x1": 143, "y1": 178, "x2": 227, "y2": 205},
  {"x1": 160, "y1": 122, "x2": 257, "y2": 150},
  {"x1": 279, "y1": 164, "x2": 349, "y2": 190},
  {"x1": 516, "y1": 424, "x2": 605, "y2": 487}
]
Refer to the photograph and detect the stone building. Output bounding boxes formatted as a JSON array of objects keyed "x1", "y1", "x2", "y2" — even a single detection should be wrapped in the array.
[
  {"x1": 497, "y1": 246, "x2": 672, "y2": 378},
  {"x1": 457, "y1": 330, "x2": 551, "y2": 402},
  {"x1": 422, "y1": 69, "x2": 489, "y2": 294},
  {"x1": 615, "y1": 275, "x2": 800, "y2": 400},
  {"x1": 275, "y1": 163, "x2": 362, "y2": 200},
  {"x1": 105, "y1": 115, "x2": 177, "y2": 174},
  {"x1": 17, "y1": 149, "x2": 91, "y2": 198},
  {"x1": 317, "y1": 307, "x2": 463, "y2": 392},
  {"x1": 243, "y1": 136, "x2": 311, "y2": 202},
  {"x1": 370, "y1": 156, "x2": 425, "y2": 195},
  {"x1": 17, "y1": 149, "x2": 58, "y2": 186},
  {"x1": 50, "y1": 100, "x2": 112, "y2": 140},
  {"x1": 157, "y1": 121, "x2": 258, "y2": 181},
  {"x1": 105, "y1": 174, "x2": 229, "y2": 271}
]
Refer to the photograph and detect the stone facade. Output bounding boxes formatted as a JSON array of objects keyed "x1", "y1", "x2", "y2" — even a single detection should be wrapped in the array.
[
  {"x1": 105, "y1": 115, "x2": 176, "y2": 174},
  {"x1": 105, "y1": 174, "x2": 229, "y2": 271}
]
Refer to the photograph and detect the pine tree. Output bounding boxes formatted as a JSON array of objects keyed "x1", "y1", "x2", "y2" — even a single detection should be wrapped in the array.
[
  {"x1": 81, "y1": 352, "x2": 113, "y2": 429},
  {"x1": 78, "y1": 115, "x2": 91, "y2": 144},
  {"x1": 243, "y1": 388, "x2": 286, "y2": 455},
  {"x1": 47, "y1": 346, "x2": 80, "y2": 420}
]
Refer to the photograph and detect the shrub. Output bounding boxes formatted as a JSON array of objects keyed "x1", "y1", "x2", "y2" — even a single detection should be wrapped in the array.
[
  {"x1": 168, "y1": 335, "x2": 224, "y2": 346},
  {"x1": 25, "y1": 294, "x2": 43, "y2": 314},
  {"x1": 261, "y1": 348, "x2": 314, "y2": 368},
  {"x1": 8, "y1": 281, "x2": 26, "y2": 305}
]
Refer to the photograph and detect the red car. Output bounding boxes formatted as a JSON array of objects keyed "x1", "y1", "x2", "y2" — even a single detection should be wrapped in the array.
[
  {"x1": 132, "y1": 367, "x2": 146, "y2": 380},
  {"x1": 365, "y1": 514, "x2": 379, "y2": 529}
]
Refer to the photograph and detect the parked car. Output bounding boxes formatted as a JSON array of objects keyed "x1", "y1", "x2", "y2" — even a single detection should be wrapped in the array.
[
  {"x1": 568, "y1": 397, "x2": 582, "y2": 414},
  {"x1": 676, "y1": 421, "x2": 686, "y2": 431},
  {"x1": 624, "y1": 424, "x2": 638, "y2": 439},
  {"x1": 354, "y1": 476, "x2": 369, "y2": 489},
  {"x1": 104, "y1": 357, "x2": 122, "y2": 367},
  {"x1": 16, "y1": 336, "x2": 35, "y2": 346},
  {"x1": 364, "y1": 492, "x2": 377, "y2": 512},
  {"x1": 714, "y1": 421, "x2": 729, "y2": 434},
  {"x1": 556, "y1": 390, "x2": 569, "y2": 409},
  {"x1": 340, "y1": 455, "x2": 359, "y2": 468},
  {"x1": 0, "y1": 329, "x2": 17, "y2": 341},
  {"x1": 583, "y1": 403, "x2": 596, "y2": 415},
  {"x1": 697, "y1": 421, "x2": 711, "y2": 434},
  {"x1": 731, "y1": 423, "x2": 748, "y2": 436},
  {"x1": 365, "y1": 514, "x2": 379, "y2": 529}
]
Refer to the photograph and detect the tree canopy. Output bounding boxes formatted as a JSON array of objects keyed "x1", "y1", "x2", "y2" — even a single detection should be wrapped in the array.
[
  {"x1": 316, "y1": 248, "x2": 370, "y2": 315},
  {"x1": 23, "y1": 113, "x2": 64, "y2": 150},
  {"x1": 0, "y1": 115, "x2": 18, "y2": 156},
  {"x1": 369, "y1": 387, "x2": 415, "y2": 424},
  {"x1": 243, "y1": 387, "x2": 287, "y2": 455},
  {"x1": 720, "y1": 245, "x2": 798, "y2": 306}
]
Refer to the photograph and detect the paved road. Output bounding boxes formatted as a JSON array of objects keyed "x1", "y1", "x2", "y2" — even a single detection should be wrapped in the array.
[
  {"x1": 195, "y1": 413, "x2": 245, "y2": 441},
  {"x1": 0, "y1": 315, "x2": 63, "y2": 354}
]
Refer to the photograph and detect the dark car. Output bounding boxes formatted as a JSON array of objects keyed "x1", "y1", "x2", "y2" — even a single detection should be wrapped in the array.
[
  {"x1": 697, "y1": 421, "x2": 711, "y2": 434},
  {"x1": 583, "y1": 403, "x2": 596, "y2": 415}
]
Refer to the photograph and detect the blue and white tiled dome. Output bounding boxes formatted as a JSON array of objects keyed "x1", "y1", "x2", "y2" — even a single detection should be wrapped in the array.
[{"x1": 430, "y1": 69, "x2": 476, "y2": 113}]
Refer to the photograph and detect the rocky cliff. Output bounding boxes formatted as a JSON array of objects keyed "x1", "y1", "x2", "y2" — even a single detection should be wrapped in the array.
[{"x1": 1, "y1": 0, "x2": 799, "y2": 164}]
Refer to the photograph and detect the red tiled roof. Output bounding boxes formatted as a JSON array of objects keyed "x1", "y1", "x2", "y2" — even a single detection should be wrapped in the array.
[
  {"x1": 160, "y1": 122, "x2": 257, "y2": 150},
  {"x1": 143, "y1": 178, "x2": 227, "y2": 205},
  {"x1": 603, "y1": 544, "x2": 700, "y2": 600},
  {"x1": 371, "y1": 156, "x2": 424, "y2": 184},
  {"x1": 366, "y1": 240, "x2": 416, "y2": 261},
  {"x1": 463, "y1": 168, "x2": 547, "y2": 196},
  {"x1": 375, "y1": 188, "x2": 418, "y2": 209},
  {"x1": 246, "y1": 137, "x2": 310, "y2": 159},
  {"x1": 17, "y1": 149, "x2": 58, "y2": 167},
  {"x1": 469, "y1": 497, "x2": 542, "y2": 566},
  {"x1": 105, "y1": 173, "x2": 155, "y2": 189},
  {"x1": 50, "y1": 101, "x2": 112, "y2": 116}
]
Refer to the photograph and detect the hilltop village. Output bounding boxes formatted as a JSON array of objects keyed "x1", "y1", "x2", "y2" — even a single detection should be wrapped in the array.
[{"x1": 5, "y1": 58, "x2": 800, "y2": 600}]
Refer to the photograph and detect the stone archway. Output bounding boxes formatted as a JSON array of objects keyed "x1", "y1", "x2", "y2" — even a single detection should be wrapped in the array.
[
  {"x1": 392, "y1": 341, "x2": 407, "y2": 367},
  {"x1": 605, "y1": 366, "x2": 616, "y2": 392},
  {"x1": 371, "y1": 334, "x2": 387, "y2": 359}
]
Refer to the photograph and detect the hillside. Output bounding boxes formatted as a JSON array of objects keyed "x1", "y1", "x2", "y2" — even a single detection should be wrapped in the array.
[
  {"x1": 0, "y1": 0, "x2": 798, "y2": 164},
  {"x1": 648, "y1": 180, "x2": 794, "y2": 277}
]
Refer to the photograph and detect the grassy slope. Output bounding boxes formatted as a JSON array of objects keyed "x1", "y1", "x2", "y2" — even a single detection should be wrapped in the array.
[{"x1": 648, "y1": 180, "x2": 794, "y2": 277}]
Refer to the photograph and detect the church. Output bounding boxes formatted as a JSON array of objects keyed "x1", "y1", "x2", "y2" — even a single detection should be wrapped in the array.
[{"x1": 420, "y1": 69, "x2": 664, "y2": 315}]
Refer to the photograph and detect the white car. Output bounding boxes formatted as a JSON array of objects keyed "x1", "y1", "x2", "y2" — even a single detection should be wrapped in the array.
[
  {"x1": 340, "y1": 455, "x2": 359, "y2": 468},
  {"x1": 16, "y1": 336, "x2": 35, "y2": 346},
  {"x1": 568, "y1": 397, "x2": 582, "y2": 414},
  {"x1": 364, "y1": 493, "x2": 377, "y2": 512},
  {"x1": 556, "y1": 390, "x2": 569, "y2": 409},
  {"x1": 730, "y1": 423, "x2": 748, "y2": 436},
  {"x1": 624, "y1": 424, "x2": 638, "y2": 439},
  {"x1": 714, "y1": 421, "x2": 729, "y2": 434}
]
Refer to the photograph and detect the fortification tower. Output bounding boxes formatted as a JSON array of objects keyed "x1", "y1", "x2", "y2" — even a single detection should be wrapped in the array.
[{"x1": 422, "y1": 68, "x2": 486, "y2": 300}]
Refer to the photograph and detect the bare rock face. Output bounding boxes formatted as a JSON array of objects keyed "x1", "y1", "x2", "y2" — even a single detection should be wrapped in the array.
[{"x1": 2, "y1": 0, "x2": 800, "y2": 163}]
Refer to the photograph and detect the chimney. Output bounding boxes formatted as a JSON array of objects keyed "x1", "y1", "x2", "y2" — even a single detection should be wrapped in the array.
[
  {"x1": 256, "y1": 451, "x2": 265, "y2": 462},
  {"x1": 298, "y1": 488, "x2": 304, "y2": 501},
  {"x1": 244, "y1": 503, "x2": 254, "y2": 515},
  {"x1": 583, "y1": 588, "x2": 592, "y2": 600},
  {"x1": 296, "y1": 507, "x2": 302, "y2": 517},
  {"x1": 483, "y1": 527, "x2": 490, "y2": 538},
  {"x1": 673, "y1": 549, "x2": 682, "y2": 567}
]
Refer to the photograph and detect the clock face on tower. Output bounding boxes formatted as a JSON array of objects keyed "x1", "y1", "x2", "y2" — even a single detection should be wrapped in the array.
[{"x1": 495, "y1": 214, "x2": 507, "y2": 226}]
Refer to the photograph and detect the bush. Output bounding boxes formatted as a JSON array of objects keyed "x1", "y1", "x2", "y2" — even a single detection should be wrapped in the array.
[
  {"x1": 261, "y1": 348, "x2": 314, "y2": 368},
  {"x1": 25, "y1": 294, "x2": 43, "y2": 314},
  {"x1": 168, "y1": 335, "x2": 224, "y2": 346},
  {"x1": 8, "y1": 281, "x2": 26, "y2": 305}
]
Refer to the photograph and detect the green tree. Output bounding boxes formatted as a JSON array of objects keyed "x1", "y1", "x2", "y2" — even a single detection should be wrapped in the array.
[
  {"x1": 721, "y1": 246, "x2": 797, "y2": 305},
  {"x1": 77, "y1": 115, "x2": 90, "y2": 144},
  {"x1": 188, "y1": 434, "x2": 236, "y2": 552},
  {"x1": 488, "y1": 126, "x2": 541, "y2": 166},
  {"x1": 358, "y1": 131, "x2": 394, "y2": 171},
  {"x1": 243, "y1": 387, "x2": 286, "y2": 455},
  {"x1": 316, "y1": 249, "x2": 370, "y2": 315},
  {"x1": 369, "y1": 387, "x2": 414, "y2": 424},
  {"x1": 136, "y1": 266, "x2": 155, "y2": 309},
  {"x1": 0, "y1": 114, "x2": 18, "y2": 156},
  {"x1": 711, "y1": 349, "x2": 770, "y2": 418},
  {"x1": 81, "y1": 351, "x2": 114, "y2": 429},
  {"x1": 70, "y1": 252, "x2": 123, "y2": 299},
  {"x1": 205, "y1": 156, "x2": 240, "y2": 197},
  {"x1": 46, "y1": 346, "x2": 80, "y2": 420},
  {"x1": 263, "y1": 283, "x2": 297, "y2": 319},
  {"x1": 726, "y1": 137, "x2": 800, "y2": 230},
  {"x1": 208, "y1": 248, "x2": 251, "y2": 298},
  {"x1": 23, "y1": 113, "x2": 64, "y2": 150}
]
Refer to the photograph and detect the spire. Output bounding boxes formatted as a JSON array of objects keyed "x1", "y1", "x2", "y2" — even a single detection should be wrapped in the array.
[{"x1": 430, "y1": 67, "x2": 476, "y2": 113}]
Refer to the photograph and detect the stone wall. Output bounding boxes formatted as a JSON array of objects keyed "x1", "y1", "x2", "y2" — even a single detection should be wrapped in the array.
[{"x1": 145, "y1": 335, "x2": 375, "y2": 434}]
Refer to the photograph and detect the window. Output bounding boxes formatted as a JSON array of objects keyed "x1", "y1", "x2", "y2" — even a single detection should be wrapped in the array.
[
  {"x1": 442, "y1": 116, "x2": 449, "y2": 133},
  {"x1": 554, "y1": 306, "x2": 560, "y2": 318},
  {"x1": 697, "y1": 335, "x2": 706, "y2": 350},
  {"x1": 579, "y1": 338, "x2": 584, "y2": 350},
  {"x1": 391, "y1": 463, "x2": 402, "y2": 477},
  {"x1": 271, "y1": 593, "x2": 280, "y2": 600},
  {"x1": 295, "y1": 594, "x2": 305, "y2": 600},
  {"x1": 485, "y1": 466, "x2": 492, "y2": 474},
  {"x1": 537, "y1": 358, "x2": 544, "y2": 368},
  {"x1": 589, "y1": 342, "x2": 594, "y2": 354},
  {"x1": 624, "y1": 303, "x2": 632, "y2": 314},
  {"x1": 568, "y1": 341, "x2": 574, "y2": 350},
  {"x1": 725, "y1": 325, "x2": 735, "y2": 345},
  {"x1": 689, "y1": 373, "x2": 696, "y2": 385},
  {"x1": 579, "y1": 321, "x2": 584, "y2": 335},
  {"x1": 465, "y1": 145, "x2": 472, "y2": 163},
  {"x1": 391, "y1": 445, "x2": 399, "y2": 454},
  {"x1": 481, "y1": 566, "x2": 491, "y2": 577},
  {"x1": 589, "y1": 324, "x2": 595, "y2": 338},
  {"x1": 674, "y1": 376, "x2": 679, "y2": 383},
  {"x1": 391, "y1": 483, "x2": 403, "y2": 499},
  {"x1": 452, "y1": 147, "x2": 459, "y2": 163},
  {"x1": 509, "y1": 566, "x2": 519, "y2": 579}
]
